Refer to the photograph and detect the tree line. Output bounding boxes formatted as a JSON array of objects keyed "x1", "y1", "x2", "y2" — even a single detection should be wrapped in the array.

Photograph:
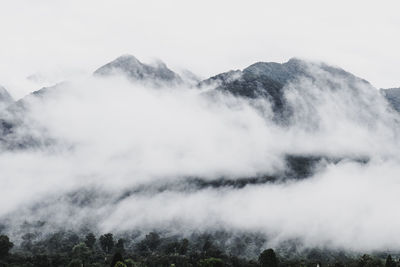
[{"x1": 0, "y1": 232, "x2": 399, "y2": 266}]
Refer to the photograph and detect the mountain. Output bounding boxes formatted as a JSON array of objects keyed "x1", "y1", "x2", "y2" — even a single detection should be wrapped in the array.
[
  {"x1": 0, "y1": 83, "x2": 63, "y2": 149},
  {"x1": 381, "y1": 87, "x2": 400, "y2": 112},
  {"x1": 200, "y1": 58, "x2": 372, "y2": 120},
  {"x1": 0, "y1": 85, "x2": 13, "y2": 109},
  {"x1": 0, "y1": 56, "x2": 396, "y2": 162},
  {"x1": 13, "y1": 82, "x2": 66, "y2": 110},
  {"x1": 0, "y1": 85, "x2": 13, "y2": 102},
  {"x1": 0, "y1": 85, "x2": 14, "y2": 138},
  {"x1": 93, "y1": 54, "x2": 183, "y2": 85}
]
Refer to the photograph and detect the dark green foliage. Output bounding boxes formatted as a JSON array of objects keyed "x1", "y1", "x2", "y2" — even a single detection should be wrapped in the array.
[
  {"x1": 358, "y1": 254, "x2": 383, "y2": 267},
  {"x1": 0, "y1": 230, "x2": 399, "y2": 267},
  {"x1": 32, "y1": 254, "x2": 50, "y2": 267},
  {"x1": 115, "y1": 239, "x2": 125, "y2": 253},
  {"x1": 50, "y1": 253, "x2": 69, "y2": 267},
  {"x1": 0, "y1": 235, "x2": 13, "y2": 258},
  {"x1": 385, "y1": 255, "x2": 396, "y2": 267},
  {"x1": 137, "y1": 232, "x2": 161, "y2": 254},
  {"x1": 72, "y1": 242, "x2": 91, "y2": 266},
  {"x1": 259, "y1": 248, "x2": 278, "y2": 267},
  {"x1": 199, "y1": 257, "x2": 224, "y2": 267},
  {"x1": 21, "y1": 233, "x2": 35, "y2": 252},
  {"x1": 110, "y1": 252, "x2": 123, "y2": 267},
  {"x1": 179, "y1": 238, "x2": 189, "y2": 255},
  {"x1": 124, "y1": 258, "x2": 137, "y2": 267},
  {"x1": 67, "y1": 259, "x2": 82, "y2": 267},
  {"x1": 85, "y1": 233, "x2": 96, "y2": 249},
  {"x1": 114, "y1": 261, "x2": 127, "y2": 267},
  {"x1": 100, "y1": 233, "x2": 114, "y2": 253}
]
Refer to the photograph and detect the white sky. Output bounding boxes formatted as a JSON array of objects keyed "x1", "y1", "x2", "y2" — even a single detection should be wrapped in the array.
[{"x1": 0, "y1": 0, "x2": 399, "y2": 97}]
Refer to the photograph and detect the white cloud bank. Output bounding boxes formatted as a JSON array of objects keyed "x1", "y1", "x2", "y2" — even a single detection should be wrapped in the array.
[{"x1": 1, "y1": 62, "x2": 400, "y2": 252}]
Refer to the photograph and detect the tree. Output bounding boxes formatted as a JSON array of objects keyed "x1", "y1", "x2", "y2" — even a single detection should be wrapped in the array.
[
  {"x1": 259, "y1": 248, "x2": 278, "y2": 267},
  {"x1": 33, "y1": 254, "x2": 50, "y2": 267},
  {"x1": 125, "y1": 259, "x2": 137, "y2": 267},
  {"x1": 110, "y1": 252, "x2": 123, "y2": 267},
  {"x1": 51, "y1": 253, "x2": 69, "y2": 267},
  {"x1": 358, "y1": 254, "x2": 383, "y2": 267},
  {"x1": 385, "y1": 255, "x2": 396, "y2": 267},
  {"x1": 137, "y1": 232, "x2": 161, "y2": 254},
  {"x1": 145, "y1": 232, "x2": 160, "y2": 251},
  {"x1": 21, "y1": 233, "x2": 35, "y2": 252},
  {"x1": 115, "y1": 238, "x2": 125, "y2": 253},
  {"x1": 84, "y1": 233, "x2": 96, "y2": 249},
  {"x1": 68, "y1": 259, "x2": 82, "y2": 267},
  {"x1": 99, "y1": 233, "x2": 115, "y2": 253},
  {"x1": 179, "y1": 238, "x2": 189, "y2": 255},
  {"x1": 0, "y1": 235, "x2": 13, "y2": 258},
  {"x1": 114, "y1": 261, "x2": 127, "y2": 267},
  {"x1": 199, "y1": 257, "x2": 224, "y2": 267},
  {"x1": 72, "y1": 242, "x2": 91, "y2": 266}
]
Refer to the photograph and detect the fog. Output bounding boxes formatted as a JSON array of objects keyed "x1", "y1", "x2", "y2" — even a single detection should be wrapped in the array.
[{"x1": 1, "y1": 60, "x2": 400, "y2": 253}]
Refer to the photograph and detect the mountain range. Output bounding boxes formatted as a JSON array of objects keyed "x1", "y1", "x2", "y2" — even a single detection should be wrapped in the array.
[
  {"x1": 3, "y1": 54, "x2": 397, "y2": 112},
  {"x1": 0, "y1": 55, "x2": 398, "y2": 178}
]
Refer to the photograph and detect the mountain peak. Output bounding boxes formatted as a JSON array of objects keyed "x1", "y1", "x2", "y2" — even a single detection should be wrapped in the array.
[
  {"x1": 94, "y1": 54, "x2": 182, "y2": 85},
  {"x1": 0, "y1": 85, "x2": 13, "y2": 105},
  {"x1": 286, "y1": 57, "x2": 304, "y2": 65},
  {"x1": 113, "y1": 54, "x2": 142, "y2": 65}
]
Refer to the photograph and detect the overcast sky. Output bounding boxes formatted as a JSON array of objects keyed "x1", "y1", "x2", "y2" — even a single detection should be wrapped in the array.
[{"x1": 0, "y1": 0, "x2": 399, "y2": 98}]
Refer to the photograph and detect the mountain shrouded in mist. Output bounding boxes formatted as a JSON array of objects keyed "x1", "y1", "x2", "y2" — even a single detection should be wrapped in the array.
[
  {"x1": 201, "y1": 58, "x2": 374, "y2": 122},
  {"x1": 93, "y1": 54, "x2": 183, "y2": 85},
  {"x1": 1, "y1": 55, "x2": 400, "y2": 259}
]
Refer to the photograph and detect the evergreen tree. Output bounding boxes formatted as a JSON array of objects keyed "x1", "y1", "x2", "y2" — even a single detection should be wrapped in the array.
[
  {"x1": 125, "y1": 259, "x2": 137, "y2": 267},
  {"x1": 100, "y1": 233, "x2": 115, "y2": 253},
  {"x1": 259, "y1": 248, "x2": 278, "y2": 267},
  {"x1": 385, "y1": 255, "x2": 396, "y2": 267},
  {"x1": 114, "y1": 261, "x2": 127, "y2": 267},
  {"x1": 84, "y1": 233, "x2": 96, "y2": 249},
  {"x1": 0, "y1": 235, "x2": 13, "y2": 258},
  {"x1": 72, "y1": 242, "x2": 91, "y2": 266},
  {"x1": 116, "y1": 238, "x2": 125, "y2": 253},
  {"x1": 68, "y1": 259, "x2": 82, "y2": 267},
  {"x1": 179, "y1": 238, "x2": 189, "y2": 255},
  {"x1": 110, "y1": 252, "x2": 123, "y2": 267}
]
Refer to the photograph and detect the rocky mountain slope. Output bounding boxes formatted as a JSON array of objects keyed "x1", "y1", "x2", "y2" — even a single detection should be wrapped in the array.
[{"x1": 381, "y1": 87, "x2": 400, "y2": 112}]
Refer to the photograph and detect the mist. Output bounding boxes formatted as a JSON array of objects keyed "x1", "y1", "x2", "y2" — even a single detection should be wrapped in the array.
[{"x1": 0, "y1": 59, "x2": 400, "y2": 254}]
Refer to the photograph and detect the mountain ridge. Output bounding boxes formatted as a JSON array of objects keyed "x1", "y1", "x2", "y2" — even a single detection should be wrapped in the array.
[
  {"x1": 93, "y1": 54, "x2": 183, "y2": 85},
  {"x1": 0, "y1": 55, "x2": 398, "y2": 151}
]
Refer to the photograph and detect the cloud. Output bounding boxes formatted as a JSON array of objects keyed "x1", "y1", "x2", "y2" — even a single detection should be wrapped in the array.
[{"x1": 1, "y1": 61, "x2": 400, "y2": 253}]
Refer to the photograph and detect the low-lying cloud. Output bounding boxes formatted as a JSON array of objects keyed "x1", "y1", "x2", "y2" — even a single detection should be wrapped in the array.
[{"x1": 1, "y1": 64, "x2": 400, "y2": 252}]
